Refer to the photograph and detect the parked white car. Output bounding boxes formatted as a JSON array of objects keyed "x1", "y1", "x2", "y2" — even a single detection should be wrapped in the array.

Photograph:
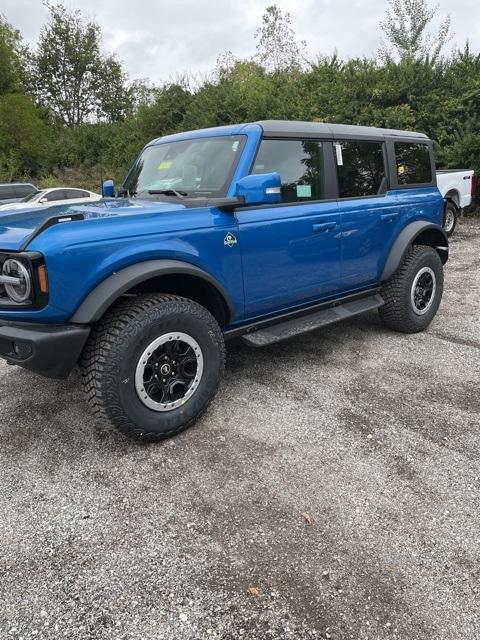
[
  {"x1": 436, "y1": 169, "x2": 476, "y2": 236},
  {"x1": 0, "y1": 187, "x2": 101, "y2": 211}
]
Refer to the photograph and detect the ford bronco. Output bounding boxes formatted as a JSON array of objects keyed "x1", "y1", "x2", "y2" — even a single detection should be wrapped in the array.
[{"x1": 0, "y1": 121, "x2": 448, "y2": 440}]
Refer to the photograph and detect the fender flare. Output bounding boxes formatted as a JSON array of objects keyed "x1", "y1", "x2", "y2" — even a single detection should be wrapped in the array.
[
  {"x1": 70, "y1": 259, "x2": 235, "y2": 323},
  {"x1": 381, "y1": 221, "x2": 449, "y2": 282}
]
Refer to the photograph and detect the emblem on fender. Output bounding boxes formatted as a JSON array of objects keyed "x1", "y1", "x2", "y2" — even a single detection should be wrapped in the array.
[{"x1": 224, "y1": 232, "x2": 237, "y2": 247}]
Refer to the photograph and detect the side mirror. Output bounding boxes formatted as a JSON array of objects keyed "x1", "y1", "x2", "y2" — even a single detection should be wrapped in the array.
[
  {"x1": 235, "y1": 172, "x2": 282, "y2": 206},
  {"x1": 102, "y1": 179, "x2": 115, "y2": 198},
  {"x1": 39, "y1": 197, "x2": 47, "y2": 203}
]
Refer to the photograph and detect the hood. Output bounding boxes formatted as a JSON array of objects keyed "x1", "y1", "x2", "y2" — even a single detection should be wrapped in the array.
[{"x1": 0, "y1": 198, "x2": 186, "y2": 251}]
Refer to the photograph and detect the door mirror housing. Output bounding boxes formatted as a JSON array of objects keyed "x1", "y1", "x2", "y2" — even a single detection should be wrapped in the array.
[
  {"x1": 235, "y1": 172, "x2": 282, "y2": 206},
  {"x1": 39, "y1": 197, "x2": 47, "y2": 203},
  {"x1": 102, "y1": 179, "x2": 115, "y2": 198}
]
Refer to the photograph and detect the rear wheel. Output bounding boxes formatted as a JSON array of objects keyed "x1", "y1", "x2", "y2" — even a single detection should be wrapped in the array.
[
  {"x1": 379, "y1": 245, "x2": 444, "y2": 333},
  {"x1": 443, "y1": 201, "x2": 458, "y2": 236},
  {"x1": 80, "y1": 294, "x2": 225, "y2": 441}
]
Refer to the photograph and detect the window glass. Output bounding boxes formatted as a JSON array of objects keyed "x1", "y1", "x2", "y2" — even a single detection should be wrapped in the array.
[
  {"x1": 336, "y1": 141, "x2": 386, "y2": 198},
  {"x1": 252, "y1": 139, "x2": 324, "y2": 203},
  {"x1": 22, "y1": 190, "x2": 43, "y2": 202},
  {"x1": 45, "y1": 190, "x2": 66, "y2": 201},
  {"x1": 14, "y1": 185, "x2": 35, "y2": 198},
  {"x1": 124, "y1": 136, "x2": 246, "y2": 197},
  {"x1": 0, "y1": 186, "x2": 17, "y2": 200},
  {"x1": 65, "y1": 189, "x2": 89, "y2": 199},
  {"x1": 395, "y1": 142, "x2": 432, "y2": 184}
]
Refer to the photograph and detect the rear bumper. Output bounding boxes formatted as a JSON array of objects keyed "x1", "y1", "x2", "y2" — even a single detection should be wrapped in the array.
[{"x1": 0, "y1": 320, "x2": 90, "y2": 379}]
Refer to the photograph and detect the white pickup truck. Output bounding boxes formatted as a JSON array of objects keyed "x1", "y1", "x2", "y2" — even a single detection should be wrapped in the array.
[{"x1": 436, "y1": 169, "x2": 477, "y2": 236}]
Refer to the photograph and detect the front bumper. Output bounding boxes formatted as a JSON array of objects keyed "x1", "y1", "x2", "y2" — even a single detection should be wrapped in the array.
[{"x1": 0, "y1": 320, "x2": 90, "y2": 379}]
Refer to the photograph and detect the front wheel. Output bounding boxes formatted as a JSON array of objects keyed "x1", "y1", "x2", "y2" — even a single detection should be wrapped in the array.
[
  {"x1": 80, "y1": 294, "x2": 225, "y2": 441},
  {"x1": 379, "y1": 245, "x2": 444, "y2": 333}
]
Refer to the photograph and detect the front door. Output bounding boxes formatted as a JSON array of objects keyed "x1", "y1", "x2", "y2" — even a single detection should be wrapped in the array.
[{"x1": 236, "y1": 138, "x2": 342, "y2": 318}]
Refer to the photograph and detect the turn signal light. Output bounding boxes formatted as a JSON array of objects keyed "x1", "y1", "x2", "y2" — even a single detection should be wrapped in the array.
[{"x1": 37, "y1": 265, "x2": 48, "y2": 294}]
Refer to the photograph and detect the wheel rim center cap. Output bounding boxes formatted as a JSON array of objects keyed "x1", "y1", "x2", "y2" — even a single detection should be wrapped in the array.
[{"x1": 160, "y1": 363, "x2": 171, "y2": 376}]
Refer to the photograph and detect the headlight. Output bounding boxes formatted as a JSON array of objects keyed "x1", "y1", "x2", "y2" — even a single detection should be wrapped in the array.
[{"x1": 1, "y1": 259, "x2": 32, "y2": 303}]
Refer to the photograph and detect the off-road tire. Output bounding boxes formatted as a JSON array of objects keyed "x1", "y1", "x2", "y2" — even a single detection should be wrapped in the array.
[
  {"x1": 80, "y1": 294, "x2": 225, "y2": 441},
  {"x1": 443, "y1": 201, "x2": 458, "y2": 237},
  {"x1": 379, "y1": 245, "x2": 444, "y2": 334}
]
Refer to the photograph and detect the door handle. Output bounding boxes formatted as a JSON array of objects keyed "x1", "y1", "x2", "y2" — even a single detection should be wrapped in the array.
[
  {"x1": 313, "y1": 222, "x2": 337, "y2": 232},
  {"x1": 380, "y1": 212, "x2": 399, "y2": 222}
]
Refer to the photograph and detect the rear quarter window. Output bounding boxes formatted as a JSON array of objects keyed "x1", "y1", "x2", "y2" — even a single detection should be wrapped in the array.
[{"x1": 395, "y1": 142, "x2": 432, "y2": 185}]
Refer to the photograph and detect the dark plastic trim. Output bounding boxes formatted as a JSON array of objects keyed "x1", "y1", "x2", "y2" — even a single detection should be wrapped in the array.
[
  {"x1": 70, "y1": 259, "x2": 235, "y2": 324},
  {"x1": 224, "y1": 288, "x2": 380, "y2": 339},
  {"x1": 380, "y1": 221, "x2": 448, "y2": 282},
  {"x1": 0, "y1": 320, "x2": 90, "y2": 379},
  {"x1": 20, "y1": 213, "x2": 85, "y2": 251}
]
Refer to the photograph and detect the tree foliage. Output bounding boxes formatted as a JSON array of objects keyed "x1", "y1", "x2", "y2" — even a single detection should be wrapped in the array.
[
  {"x1": 254, "y1": 5, "x2": 306, "y2": 72},
  {"x1": 29, "y1": 3, "x2": 131, "y2": 126},
  {"x1": 380, "y1": 0, "x2": 452, "y2": 62},
  {"x1": 0, "y1": 2, "x2": 479, "y2": 198},
  {"x1": 0, "y1": 15, "x2": 27, "y2": 95}
]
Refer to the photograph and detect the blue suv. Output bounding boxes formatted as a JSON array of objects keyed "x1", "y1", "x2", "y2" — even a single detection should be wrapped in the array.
[{"x1": 0, "y1": 121, "x2": 448, "y2": 440}]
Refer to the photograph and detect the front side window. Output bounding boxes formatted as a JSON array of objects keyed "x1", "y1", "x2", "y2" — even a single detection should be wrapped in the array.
[
  {"x1": 395, "y1": 142, "x2": 432, "y2": 185},
  {"x1": 252, "y1": 139, "x2": 324, "y2": 203},
  {"x1": 336, "y1": 141, "x2": 386, "y2": 198},
  {"x1": 45, "y1": 190, "x2": 65, "y2": 202},
  {"x1": 123, "y1": 135, "x2": 246, "y2": 197}
]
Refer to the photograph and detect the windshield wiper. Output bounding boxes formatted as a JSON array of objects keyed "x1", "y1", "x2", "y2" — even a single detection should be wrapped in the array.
[{"x1": 148, "y1": 189, "x2": 188, "y2": 198}]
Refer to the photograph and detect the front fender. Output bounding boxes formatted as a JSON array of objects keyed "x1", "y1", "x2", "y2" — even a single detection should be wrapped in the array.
[
  {"x1": 381, "y1": 221, "x2": 448, "y2": 282},
  {"x1": 70, "y1": 259, "x2": 235, "y2": 323}
]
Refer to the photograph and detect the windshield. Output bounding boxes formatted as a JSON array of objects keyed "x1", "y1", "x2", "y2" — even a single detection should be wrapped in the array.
[
  {"x1": 21, "y1": 190, "x2": 44, "y2": 202},
  {"x1": 123, "y1": 135, "x2": 246, "y2": 198}
]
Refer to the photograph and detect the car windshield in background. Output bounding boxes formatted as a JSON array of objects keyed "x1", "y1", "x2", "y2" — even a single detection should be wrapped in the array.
[
  {"x1": 123, "y1": 136, "x2": 246, "y2": 198},
  {"x1": 21, "y1": 190, "x2": 43, "y2": 202}
]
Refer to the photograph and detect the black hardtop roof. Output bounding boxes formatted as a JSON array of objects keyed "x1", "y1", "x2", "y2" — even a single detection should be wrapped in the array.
[{"x1": 255, "y1": 120, "x2": 429, "y2": 141}]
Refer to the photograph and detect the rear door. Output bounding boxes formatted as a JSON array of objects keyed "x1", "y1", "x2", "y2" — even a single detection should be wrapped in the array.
[
  {"x1": 236, "y1": 138, "x2": 342, "y2": 318},
  {"x1": 335, "y1": 139, "x2": 400, "y2": 289}
]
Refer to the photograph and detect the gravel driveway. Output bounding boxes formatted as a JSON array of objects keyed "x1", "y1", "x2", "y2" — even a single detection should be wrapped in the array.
[{"x1": 0, "y1": 220, "x2": 479, "y2": 640}]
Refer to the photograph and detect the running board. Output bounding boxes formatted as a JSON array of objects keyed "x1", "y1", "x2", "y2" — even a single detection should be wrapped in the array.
[{"x1": 242, "y1": 294, "x2": 384, "y2": 347}]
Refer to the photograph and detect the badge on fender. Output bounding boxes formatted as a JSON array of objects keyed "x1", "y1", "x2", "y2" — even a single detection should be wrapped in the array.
[{"x1": 224, "y1": 232, "x2": 237, "y2": 247}]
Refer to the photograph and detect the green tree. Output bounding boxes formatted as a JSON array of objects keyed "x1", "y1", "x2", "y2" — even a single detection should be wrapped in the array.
[
  {"x1": 0, "y1": 93, "x2": 50, "y2": 177},
  {"x1": 380, "y1": 0, "x2": 453, "y2": 62},
  {"x1": 29, "y1": 2, "x2": 131, "y2": 126},
  {"x1": 0, "y1": 15, "x2": 28, "y2": 95},
  {"x1": 255, "y1": 5, "x2": 306, "y2": 72}
]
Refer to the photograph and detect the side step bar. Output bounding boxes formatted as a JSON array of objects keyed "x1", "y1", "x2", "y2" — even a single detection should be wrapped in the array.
[{"x1": 242, "y1": 294, "x2": 384, "y2": 347}]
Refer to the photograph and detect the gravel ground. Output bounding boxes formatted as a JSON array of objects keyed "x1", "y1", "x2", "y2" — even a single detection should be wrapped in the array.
[{"x1": 0, "y1": 219, "x2": 479, "y2": 640}]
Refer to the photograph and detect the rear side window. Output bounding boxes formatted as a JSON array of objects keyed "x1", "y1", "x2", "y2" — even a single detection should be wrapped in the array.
[
  {"x1": 14, "y1": 184, "x2": 35, "y2": 198},
  {"x1": 395, "y1": 142, "x2": 432, "y2": 185},
  {"x1": 252, "y1": 139, "x2": 324, "y2": 203},
  {"x1": 335, "y1": 141, "x2": 386, "y2": 198}
]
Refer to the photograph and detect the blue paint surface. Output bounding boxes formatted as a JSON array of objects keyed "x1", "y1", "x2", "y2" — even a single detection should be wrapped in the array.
[{"x1": 0, "y1": 124, "x2": 444, "y2": 326}]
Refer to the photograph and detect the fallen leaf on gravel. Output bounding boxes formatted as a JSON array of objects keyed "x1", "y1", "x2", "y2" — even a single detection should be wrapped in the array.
[
  {"x1": 247, "y1": 586, "x2": 260, "y2": 596},
  {"x1": 302, "y1": 512, "x2": 313, "y2": 526}
]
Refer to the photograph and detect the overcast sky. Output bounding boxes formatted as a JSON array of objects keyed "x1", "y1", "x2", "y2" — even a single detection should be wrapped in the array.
[{"x1": 3, "y1": 0, "x2": 479, "y2": 85}]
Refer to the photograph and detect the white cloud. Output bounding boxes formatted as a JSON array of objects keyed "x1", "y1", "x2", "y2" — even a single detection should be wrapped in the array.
[{"x1": 2, "y1": 0, "x2": 479, "y2": 84}]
